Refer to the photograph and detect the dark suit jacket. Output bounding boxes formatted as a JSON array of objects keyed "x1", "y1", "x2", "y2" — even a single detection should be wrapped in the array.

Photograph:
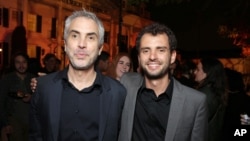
[
  {"x1": 118, "y1": 72, "x2": 208, "y2": 141},
  {"x1": 29, "y1": 69, "x2": 126, "y2": 141}
]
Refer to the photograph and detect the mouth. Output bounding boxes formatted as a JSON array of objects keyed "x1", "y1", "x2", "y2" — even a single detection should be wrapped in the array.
[
  {"x1": 75, "y1": 52, "x2": 88, "y2": 58},
  {"x1": 147, "y1": 63, "x2": 160, "y2": 70},
  {"x1": 120, "y1": 70, "x2": 126, "y2": 73}
]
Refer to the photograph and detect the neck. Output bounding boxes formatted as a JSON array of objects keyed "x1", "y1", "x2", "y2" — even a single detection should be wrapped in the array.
[
  {"x1": 15, "y1": 72, "x2": 26, "y2": 80},
  {"x1": 68, "y1": 66, "x2": 96, "y2": 90},
  {"x1": 144, "y1": 74, "x2": 170, "y2": 97}
]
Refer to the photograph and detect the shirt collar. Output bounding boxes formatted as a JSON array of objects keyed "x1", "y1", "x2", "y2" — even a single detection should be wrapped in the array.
[
  {"x1": 138, "y1": 77, "x2": 174, "y2": 99},
  {"x1": 61, "y1": 67, "x2": 102, "y2": 90}
]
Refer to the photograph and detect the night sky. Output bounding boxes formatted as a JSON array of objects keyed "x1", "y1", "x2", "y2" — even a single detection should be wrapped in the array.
[{"x1": 146, "y1": 0, "x2": 250, "y2": 58}]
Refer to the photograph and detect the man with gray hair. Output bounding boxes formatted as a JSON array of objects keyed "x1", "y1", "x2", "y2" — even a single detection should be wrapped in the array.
[{"x1": 29, "y1": 10, "x2": 126, "y2": 141}]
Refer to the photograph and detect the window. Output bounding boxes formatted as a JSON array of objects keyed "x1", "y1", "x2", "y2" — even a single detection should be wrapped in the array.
[
  {"x1": 12, "y1": 10, "x2": 18, "y2": 20},
  {"x1": 0, "y1": 8, "x2": 2, "y2": 25},
  {"x1": 28, "y1": 14, "x2": 42, "y2": 32},
  {"x1": 51, "y1": 18, "x2": 57, "y2": 38},
  {"x1": 36, "y1": 15, "x2": 42, "y2": 32},
  {"x1": 28, "y1": 14, "x2": 36, "y2": 31},
  {"x1": 3, "y1": 8, "x2": 9, "y2": 27},
  {"x1": 11, "y1": 10, "x2": 23, "y2": 24}
]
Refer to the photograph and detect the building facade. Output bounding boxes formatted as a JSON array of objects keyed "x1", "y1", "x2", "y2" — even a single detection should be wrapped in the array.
[{"x1": 0, "y1": 0, "x2": 153, "y2": 69}]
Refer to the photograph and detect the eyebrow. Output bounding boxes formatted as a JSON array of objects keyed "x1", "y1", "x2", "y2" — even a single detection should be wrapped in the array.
[
  {"x1": 86, "y1": 32, "x2": 98, "y2": 36},
  {"x1": 68, "y1": 30, "x2": 98, "y2": 37},
  {"x1": 69, "y1": 30, "x2": 80, "y2": 34},
  {"x1": 140, "y1": 46, "x2": 168, "y2": 49}
]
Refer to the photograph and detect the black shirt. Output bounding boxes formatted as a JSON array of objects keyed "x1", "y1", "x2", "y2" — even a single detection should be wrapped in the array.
[
  {"x1": 132, "y1": 77, "x2": 174, "y2": 141},
  {"x1": 58, "y1": 69, "x2": 102, "y2": 141}
]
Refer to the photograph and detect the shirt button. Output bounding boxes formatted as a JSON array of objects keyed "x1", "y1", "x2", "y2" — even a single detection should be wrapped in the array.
[{"x1": 75, "y1": 109, "x2": 79, "y2": 113}]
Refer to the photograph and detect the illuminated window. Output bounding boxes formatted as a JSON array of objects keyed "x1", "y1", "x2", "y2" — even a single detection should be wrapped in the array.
[
  {"x1": 28, "y1": 14, "x2": 42, "y2": 32},
  {"x1": 28, "y1": 14, "x2": 36, "y2": 31},
  {"x1": 27, "y1": 44, "x2": 37, "y2": 58}
]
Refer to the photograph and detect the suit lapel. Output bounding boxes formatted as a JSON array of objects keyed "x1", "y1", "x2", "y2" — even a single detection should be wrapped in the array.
[
  {"x1": 126, "y1": 85, "x2": 140, "y2": 138},
  {"x1": 49, "y1": 80, "x2": 63, "y2": 141},
  {"x1": 165, "y1": 80, "x2": 185, "y2": 141},
  {"x1": 123, "y1": 74, "x2": 143, "y2": 139},
  {"x1": 98, "y1": 84, "x2": 112, "y2": 141}
]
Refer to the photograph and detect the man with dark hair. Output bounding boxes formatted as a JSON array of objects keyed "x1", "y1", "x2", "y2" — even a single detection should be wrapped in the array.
[
  {"x1": 39, "y1": 53, "x2": 58, "y2": 75},
  {"x1": 95, "y1": 51, "x2": 110, "y2": 74},
  {"x1": 118, "y1": 23, "x2": 208, "y2": 141},
  {"x1": 0, "y1": 52, "x2": 35, "y2": 141}
]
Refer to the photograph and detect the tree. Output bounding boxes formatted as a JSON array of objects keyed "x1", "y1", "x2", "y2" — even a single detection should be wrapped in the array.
[{"x1": 11, "y1": 25, "x2": 27, "y2": 54}]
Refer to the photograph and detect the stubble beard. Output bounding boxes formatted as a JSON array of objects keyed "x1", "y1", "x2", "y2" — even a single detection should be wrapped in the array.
[
  {"x1": 68, "y1": 51, "x2": 99, "y2": 71},
  {"x1": 141, "y1": 65, "x2": 169, "y2": 80}
]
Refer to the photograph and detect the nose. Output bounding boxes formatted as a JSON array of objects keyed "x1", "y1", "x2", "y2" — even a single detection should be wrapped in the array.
[
  {"x1": 78, "y1": 38, "x2": 86, "y2": 48},
  {"x1": 123, "y1": 64, "x2": 129, "y2": 71},
  {"x1": 149, "y1": 50, "x2": 157, "y2": 60}
]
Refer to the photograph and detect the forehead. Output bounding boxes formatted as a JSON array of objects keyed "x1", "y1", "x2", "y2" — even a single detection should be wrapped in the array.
[
  {"x1": 119, "y1": 56, "x2": 130, "y2": 62},
  {"x1": 140, "y1": 33, "x2": 169, "y2": 47},
  {"x1": 68, "y1": 17, "x2": 99, "y2": 34},
  {"x1": 15, "y1": 55, "x2": 27, "y2": 61}
]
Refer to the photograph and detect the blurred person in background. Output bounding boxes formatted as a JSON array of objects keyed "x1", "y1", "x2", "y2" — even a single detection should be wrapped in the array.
[
  {"x1": 95, "y1": 51, "x2": 110, "y2": 74},
  {"x1": 38, "y1": 53, "x2": 58, "y2": 75},
  {"x1": 223, "y1": 68, "x2": 250, "y2": 140},
  {"x1": 177, "y1": 59, "x2": 196, "y2": 88},
  {"x1": 106, "y1": 52, "x2": 132, "y2": 81},
  {"x1": 194, "y1": 57, "x2": 227, "y2": 141},
  {"x1": 0, "y1": 52, "x2": 36, "y2": 141}
]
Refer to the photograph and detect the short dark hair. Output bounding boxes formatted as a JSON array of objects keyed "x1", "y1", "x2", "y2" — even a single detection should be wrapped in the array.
[
  {"x1": 98, "y1": 51, "x2": 110, "y2": 61},
  {"x1": 136, "y1": 23, "x2": 177, "y2": 52},
  {"x1": 95, "y1": 51, "x2": 110, "y2": 66},
  {"x1": 10, "y1": 52, "x2": 30, "y2": 70},
  {"x1": 42, "y1": 53, "x2": 57, "y2": 65}
]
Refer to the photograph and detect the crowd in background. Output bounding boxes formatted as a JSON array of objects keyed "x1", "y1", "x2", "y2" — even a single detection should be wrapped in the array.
[{"x1": 1, "y1": 49, "x2": 249, "y2": 141}]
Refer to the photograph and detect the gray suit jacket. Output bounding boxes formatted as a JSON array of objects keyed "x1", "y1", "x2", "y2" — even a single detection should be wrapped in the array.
[{"x1": 118, "y1": 72, "x2": 208, "y2": 141}]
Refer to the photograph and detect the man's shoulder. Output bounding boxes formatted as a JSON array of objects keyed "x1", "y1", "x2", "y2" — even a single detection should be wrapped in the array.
[
  {"x1": 101, "y1": 75, "x2": 127, "y2": 98},
  {"x1": 37, "y1": 71, "x2": 61, "y2": 83},
  {"x1": 121, "y1": 72, "x2": 142, "y2": 82},
  {"x1": 102, "y1": 75, "x2": 126, "y2": 89},
  {"x1": 1, "y1": 72, "x2": 15, "y2": 79},
  {"x1": 174, "y1": 79, "x2": 206, "y2": 100}
]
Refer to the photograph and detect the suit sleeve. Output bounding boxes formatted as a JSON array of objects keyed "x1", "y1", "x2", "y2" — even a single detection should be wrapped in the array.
[{"x1": 191, "y1": 95, "x2": 208, "y2": 141}]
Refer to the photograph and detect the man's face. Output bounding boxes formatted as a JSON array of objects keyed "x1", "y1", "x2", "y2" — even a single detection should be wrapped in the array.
[
  {"x1": 45, "y1": 57, "x2": 57, "y2": 71},
  {"x1": 194, "y1": 62, "x2": 207, "y2": 83},
  {"x1": 15, "y1": 55, "x2": 28, "y2": 74},
  {"x1": 138, "y1": 33, "x2": 176, "y2": 79},
  {"x1": 64, "y1": 17, "x2": 102, "y2": 70}
]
